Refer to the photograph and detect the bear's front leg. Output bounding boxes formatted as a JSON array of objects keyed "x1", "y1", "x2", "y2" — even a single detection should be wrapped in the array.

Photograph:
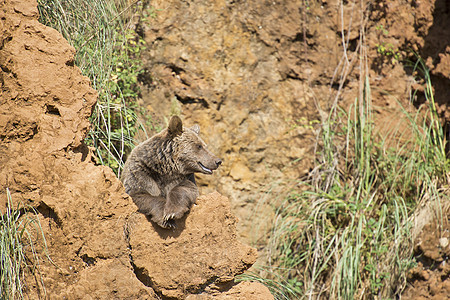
[
  {"x1": 164, "y1": 179, "x2": 199, "y2": 223},
  {"x1": 130, "y1": 193, "x2": 175, "y2": 229}
]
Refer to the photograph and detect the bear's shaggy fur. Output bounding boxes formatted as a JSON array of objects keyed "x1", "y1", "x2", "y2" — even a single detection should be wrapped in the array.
[{"x1": 121, "y1": 116, "x2": 222, "y2": 228}]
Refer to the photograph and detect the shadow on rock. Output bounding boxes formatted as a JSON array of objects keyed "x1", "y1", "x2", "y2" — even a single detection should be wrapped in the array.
[{"x1": 146, "y1": 214, "x2": 187, "y2": 239}]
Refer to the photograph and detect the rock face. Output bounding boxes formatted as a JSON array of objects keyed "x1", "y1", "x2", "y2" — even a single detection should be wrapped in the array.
[
  {"x1": 0, "y1": 0, "x2": 272, "y2": 299},
  {"x1": 140, "y1": 0, "x2": 320, "y2": 243},
  {"x1": 138, "y1": 0, "x2": 450, "y2": 245},
  {"x1": 138, "y1": 1, "x2": 450, "y2": 297}
]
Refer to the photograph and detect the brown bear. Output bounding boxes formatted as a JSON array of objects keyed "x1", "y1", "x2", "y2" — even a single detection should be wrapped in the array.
[{"x1": 121, "y1": 116, "x2": 222, "y2": 228}]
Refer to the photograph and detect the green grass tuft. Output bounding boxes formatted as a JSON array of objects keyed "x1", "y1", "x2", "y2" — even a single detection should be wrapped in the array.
[
  {"x1": 38, "y1": 0, "x2": 151, "y2": 176},
  {"x1": 1, "y1": 189, "x2": 49, "y2": 299}
]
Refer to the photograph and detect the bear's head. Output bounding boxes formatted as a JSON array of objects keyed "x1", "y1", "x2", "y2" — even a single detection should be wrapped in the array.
[{"x1": 168, "y1": 116, "x2": 222, "y2": 175}]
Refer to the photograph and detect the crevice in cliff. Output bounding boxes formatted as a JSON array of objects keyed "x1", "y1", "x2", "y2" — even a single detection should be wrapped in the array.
[
  {"x1": 80, "y1": 254, "x2": 97, "y2": 267},
  {"x1": 174, "y1": 93, "x2": 210, "y2": 109},
  {"x1": 123, "y1": 217, "x2": 164, "y2": 299},
  {"x1": 166, "y1": 63, "x2": 184, "y2": 75},
  {"x1": 36, "y1": 201, "x2": 63, "y2": 228},
  {"x1": 44, "y1": 104, "x2": 61, "y2": 116},
  {"x1": 188, "y1": 276, "x2": 237, "y2": 297}
]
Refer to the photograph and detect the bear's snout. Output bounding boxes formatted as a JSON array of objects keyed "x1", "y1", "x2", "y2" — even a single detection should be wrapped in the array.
[{"x1": 215, "y1": 158, "x2": 222, "y2": 167}]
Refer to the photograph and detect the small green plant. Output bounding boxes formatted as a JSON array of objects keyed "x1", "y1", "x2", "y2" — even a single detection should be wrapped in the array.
[
  {"x1": 376, "y1": 42, "x2": 401, "y2": 61},
  {"x1": 38, "y1": 0, "x2": 151, "y2": 176},
  {"x1": 1, "y1": 189, "x2": 49, "y2": 299},
  {"x1": 285, "y1": 117, "x2": 320, "y2": 133},
  {"x1": 375, "y1": 25, "x2": 402, "y2": 63},
  {"x1": 375, "y1": 24, "x2": 389, "y2": 36}
]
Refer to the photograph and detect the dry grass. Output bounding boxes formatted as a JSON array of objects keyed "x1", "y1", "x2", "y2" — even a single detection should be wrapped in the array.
[{"x1": 241, "y1": 1, "x2": 448, "y2": 297}]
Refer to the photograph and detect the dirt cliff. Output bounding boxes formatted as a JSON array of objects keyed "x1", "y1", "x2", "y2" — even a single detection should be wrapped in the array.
[
  {"x1": 138, "y1": 0, "x2": 450, "y2": 247},
  {"x1": 0, "y1": 0, "x2": 272, "y2": 298}
]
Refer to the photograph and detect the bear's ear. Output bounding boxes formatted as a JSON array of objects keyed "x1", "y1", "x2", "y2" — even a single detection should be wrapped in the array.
[
  {"x1": 191, "y1": 124, "x2": 200, "y2": 134},
  {"x1": 168, "y1": 116, "x2": 183, "y2": 137}
]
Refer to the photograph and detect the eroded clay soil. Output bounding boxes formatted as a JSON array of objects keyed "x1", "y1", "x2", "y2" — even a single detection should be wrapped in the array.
[{"x1": 0, "y1": 0, "x2": 271, "y2": 299}]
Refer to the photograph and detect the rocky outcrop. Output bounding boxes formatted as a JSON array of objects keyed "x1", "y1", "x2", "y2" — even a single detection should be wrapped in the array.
[
  {"x1": 0, "y1": 0, "x2": 271, "y2": 298},
  {"x1": 128, "y1": 192, "x2": 267, "y2": 299}
]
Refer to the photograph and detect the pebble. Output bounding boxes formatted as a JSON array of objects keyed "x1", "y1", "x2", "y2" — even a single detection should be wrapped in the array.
[{"x1": 439, "y1": 237, "x2": 449, "y2": 248}]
